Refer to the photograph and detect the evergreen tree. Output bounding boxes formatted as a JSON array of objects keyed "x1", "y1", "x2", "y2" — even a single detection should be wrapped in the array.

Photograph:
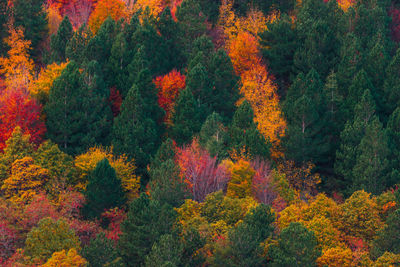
[
  {"x1": 352, "y1": 116, "x2": 389, "y2": 194},
  {"x1": 260, "y1": 14, "x2": 298, "y2": 96},
  {"x1": 144, "y1": 234, "x2": 183, "y2": 267},
  {"x1": 82, "y1": 158, "x2": 126, "y2": 219},
  {"x1": 0, "y1": 0, "x2": 8, "y2": 56},
  {"x1": 49, "y1": 16, "x2": 73, "y2": 63},
  {"x1": 335, "y1": 89, "x2": 376, "y2": 194},
  {"x1": 283, "y1": 69, "x2": 329, "y2": 167},
  {"x1": 268, "y1": 222, "x2": 321, "y2": 267},
  {"x1": 66, "y1": 24, "x2": 93, "y2": 65},
  {"x1": 13, "y1": 0, "x2": 48, "y2": 60},
  {"x1": 149, "y1": 138, "x2": 176, "y2": 174},
  {"x1": 118, "y1": 194, "x2": 176, "y2": 267},
  {"x1": 82, "y1": 232, "x2": 120, "y2": 267},
  {"x1": 186, "y1": 62, "x2": 212, "y2": 118},
  {"x1": 386, "y1": 107, "x2": 400, "y2": 188},
  {"x1": 364, "y1": 35, "x2": 389, "y2": 91},
  {"x1": 229, "y1": 101, "x2": 270, "y2": 159},
  {"x1": 107, "y1": 32, "x2": 130, "y2": 95},
  {"x1": 383, "y1": 49, "x2": 400, "y2": 118},
  {"x1": 199, "y1": 112, "x2": 229, "y2": 158},
  {"x1": 170, "y1": 87, "x2": 202, "y2": 146},
  {"x1": 112, "y1": 85, "x2": 159, "y2": 179},
  {"x1": 371, "y1": 209, "x2": 400, "y2": 259}
]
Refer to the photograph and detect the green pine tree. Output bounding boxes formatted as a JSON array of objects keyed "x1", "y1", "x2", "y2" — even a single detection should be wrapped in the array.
[
  {"x1": 383, "y1": 48, "x2": 400, "y2": 118},
  {"x1": 386, "y1": 107, "x2": 400, "y2": 188},
  {"x1": 118, "y1": 194, "x2": 176, "y2": 267},
  {"x1": 65, "y1": 24, "x2": 93, "y2": 65},
  {"x1": 83, "y1": 158, "x2": 126, "y2": 219},
  {"x1": 82, "y1": 233, "x2": 120, "y2": 267},
  {"x1": 229, "y1": 100, "x2": 270, "y2": 159},
  {"x1": 144, "y1": 234, "x2": 183, "y2": 267},
  {"x1": 371, "y1": 209, "x2": 400, "y2": 259},
  {"x1": 49, "y1": 16, "x2": 73, "y2": 63},
  {"x1": 199, "y1": 112, "x2": 229, "y2": 158}
]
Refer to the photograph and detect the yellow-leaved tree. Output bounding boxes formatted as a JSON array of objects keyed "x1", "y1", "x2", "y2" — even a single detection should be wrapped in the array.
[
  {"x1": 74, "y1": 146, "x2": 140, "y2": 200},
  {"x1": 226, "y1": 159, "x2": 255, "y2": 199},
  {"x1": 42, "y1": 248, "x2": 87, "y2": 267},
  {"x1": 0, "y1": 26, "x2": 34, "y2": 90},
  {"x1": 2, "y1": 157, "x2": 49, "y2": 204},
  {"x1": 88, "y1": 0, "x2": 127, "y2": 34}
]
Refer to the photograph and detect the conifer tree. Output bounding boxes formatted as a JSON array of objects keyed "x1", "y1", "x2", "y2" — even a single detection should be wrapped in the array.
[
  {"x1": 283, "y1": 69, "x2": 329, "y2": 166},
  {"x1": 386, "y1": 107, "x2": 400, "y2": 187},
  {"x1": 145, "y1": 234, "x2": 183, "y2": 267},
  {"x1": 352, "y1": 117, "x2": 389, "y2": 194},
  {"x1": 383, "y1": 49, "x2": 400, "y2": 117},
  {"x1": 335, "y1": 89, "x2": 377, "y2": 194},
  {"x1": 66, "y1": 24, "x2": 93, "y2": 65},
  {"x1": 170, "y1": 87, "x2": 202, "y2": 146},
  {"x1": 119, "y1": 194, "x2": 176, "y2": 267},
  {"x1": 199, "y1": 112, "x2": 229, "y2": 158},
  {"x1": 82, "y1": 232, "x2": 120, "y2": 267},
  {"x1": 112, "y1": 84, "x2": 159, "y2": 179},
  {"x1": 107, "y1": 32, "x2": 130, "y2": 95},
  {"x1": 82, "y1": 158, "x2": 126, "y2": 219},
  {"x1": 49, "y1": 16, "x2": 73, "y2": 63},
  {"x1": 229, "y1": 101, "x2": 270, "y2": 159},
  {"x1": 371, "y1": 209, "x2": 400, "y2": 259}
]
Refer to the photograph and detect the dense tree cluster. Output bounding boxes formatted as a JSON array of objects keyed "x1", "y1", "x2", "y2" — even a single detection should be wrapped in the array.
[{"x1": 1, "y1": 0, "x2": 400, "y2": 265}]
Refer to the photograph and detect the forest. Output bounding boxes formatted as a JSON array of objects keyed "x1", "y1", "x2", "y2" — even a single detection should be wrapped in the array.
[{"x1": 1, "y1": 0, "x2": 400, "y2": 266}]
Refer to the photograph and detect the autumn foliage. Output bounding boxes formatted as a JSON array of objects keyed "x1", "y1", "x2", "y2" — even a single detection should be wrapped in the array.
[{"x1": 88, "y1": 0, "x2": 127, "y2": 34}]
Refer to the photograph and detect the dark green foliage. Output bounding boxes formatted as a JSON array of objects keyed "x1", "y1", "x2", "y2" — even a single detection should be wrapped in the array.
[
  {"x1": 119, "y1": 194, "x2": 176, "y2": 267},
  {"x1": 352, "y1": 117, "x2": 389, "y2": 194},
  {"x1": 145, "y1": 234, "x2": 183, "y2": 267},
  {"x1": 386, "y1": 107, "x2": 400, "y2": 187},
  {"x1": 211, "y1": 205, "x2": 275, "y2": 267},
  {"x1": 383, "y1": 49, "x2": 400, "y2": 118},
  {"x1": 180, "y1": 228, "x2": 206, "y2": 267},
  {"x1": 13, "y1": 0, "x2": 48, "y2": 60},
  {"x1": 66, "y1": 24, "x2": 93, "y2": 65},
  {"x1": 260, "y1": 14, "x2": 298, "y2": 96},
  {"x1": 268, "y1": 222, "x2": 321, "y2": 267},
  {"x1": 0, "y1": 0, "x2": 8, "y2": 56},
  {"x1": 149, "y1": 159, "x2": 187, "y2": 208},
  {"x1": 371, "y1": 209, "x2": 400, "y2": 259},
  {"x1": 82, "y1": 158, "x2": 126, "y2": 219},
  {"x1": 199, "y1": 112, "x2": 229, "y2": 158},
  {"x1": 229, "y1": 101, "x2": 270, "y2": 159},
  {"x1": 150, "y1": 138, "x2": 176, "y2": 173},
  {"x1": 170, "y1": 87, "x2": 202, "y2": 146},
  {"x1": 233, "y1": 0, "x2": 295, "y2": 16},
  {"x1": 112, "y1": 85, "x2": 159, "y2": 179},
  {"x1": 82, "y1": 233, "x2": 120, "y2": 267},
  {"x1": 335, "y1": 89, "x2": 377, "y2": 194},
  {"x1": 49, "y1": 16, "x2": 73, "y2": 63},
  {"x1": 283, "y1": 69, "x2": 329, "y2": 167}
]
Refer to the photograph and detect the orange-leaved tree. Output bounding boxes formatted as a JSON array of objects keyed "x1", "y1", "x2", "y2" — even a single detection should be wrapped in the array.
[
  {"x1": 132, "y1": 0, "x2": 166, "y2": 18},
  {"x1": 88, "y1": 0, "x2": 127, "y2": 34},
  {"x1": 154, "y1": 69, "x2": 186, "y2": 126},
  {"x1": 0, "y1": 26, "x2": 34, "y2": 90}
]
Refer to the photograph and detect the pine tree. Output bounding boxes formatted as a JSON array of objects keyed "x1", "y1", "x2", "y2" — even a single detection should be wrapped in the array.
[
  {"x1": 383, "y1": 49, "x2": 400, "y2": 118},
  {"x1": 13, "y1": 0, "x2": 48, "y2": 60},
  {"x1": 81, "y1": 233, "x2": 119, "y2": 267},
  {"x1": 49, "y1": 16, "x2": 73, "y2": 63},
  {"x1": 386, "y1": 107, "x2": 400, "y2": 188},
  {"x1": 170, "y1": 87, "x2": 202, "y2": 146},
  {"x1": 283, "y1": 69, "x2": 329, "y2": 166},
  {"x1": 65, "y1": 24, "x2": 93, "y2": 65},
  {"x1": 118, "y1": 194, "x2": 176, "y2": 267},
  {"x1": 352, "y1": 117, "x2": 389, "y2": 194},
  {"x1": 229, "y1": 100, "x2": 270, "y2": 159},
  {"x1": 371, "y1": 209, "x2": 400, "y2": 259},
  {"x1": 112, "y1": 84, "x2": 159, "y2": 179},
  {"x1": 144, "y1": 234, "x2": 183, "y2": 267},
  {"x1": 199, "y1": 112, "x2": 229, "y2": 158},
  {"x1": 335, "y1": 89, "x2": 376, "y2": 194},
  {"x1": 82, "y1": 158, "x2": 126, "y2": 219},
  {"x1": 0, "y1": 0, "x2": 8, "y2": 56}
]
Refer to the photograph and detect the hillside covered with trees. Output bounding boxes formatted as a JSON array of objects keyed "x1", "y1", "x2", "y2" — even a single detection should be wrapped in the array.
[{"x1": 1, "y1": 0, "x2": 400, "y2": 266}]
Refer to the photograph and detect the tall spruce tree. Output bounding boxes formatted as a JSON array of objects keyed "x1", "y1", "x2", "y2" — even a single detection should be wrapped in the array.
[
  {"x1": 49, "y1": 16, "x2": 73, "y2": 63},
  {"x1": 283, "y1": 69, "x2": 329, "y2": 167},
  {"x1": 383, "y1": 107, "x2": 400, "y2": 188},
  {"x1": 335, "y1": 89, "x2": 377, "y2": 194},
  {"x1": 118, "y1": 194, "x2": 176, "y2": 267},
  {"x1": 0, "y1": 0, "x2": 8, "y2": 56},
  {"x1": 371, "y1": 209, "x2": 400, "y2": 259},
  {"x1": 199, "y1": 112, "x2": 229, "y2": 158},
  {"x1": 82, "y1": 158, "x2": 126, "y2": 219},
  {"x1": 229, "y1": 101, "x2": 270, "y2": 159},
  {"x1": 383, "y1": 49, "x2": 400, "y2": 118},
  {"x1": 65, "y1": 24, "x2": 93, "y2": 65}
]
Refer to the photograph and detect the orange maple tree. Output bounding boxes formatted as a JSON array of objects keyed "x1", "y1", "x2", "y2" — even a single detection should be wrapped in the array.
[
  {"x1": 153, "y1": 69, "x2": 186, "y2": 125},
  {"x1": 88, "y1": 0, "x2": 127, "y2": 34}
]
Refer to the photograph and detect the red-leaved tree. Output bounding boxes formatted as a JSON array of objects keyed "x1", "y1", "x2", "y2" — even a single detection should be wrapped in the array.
[
  {"x1": 251, "y1": 157, "x2": 277, "y2": 205},
  {"x1": 0, "y1": 88, "x2": 45, "y2": 150},
  {"x1": 176, "y1": 139, "x2": 230, "y2": 202}
]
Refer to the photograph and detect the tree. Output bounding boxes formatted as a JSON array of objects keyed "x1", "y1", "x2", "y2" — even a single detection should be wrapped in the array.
[
  {"x1": 199, "y1": 112, "x2": 229, "y2": 158},
  {"x1": 118, "y1": 194, "x2": 176, "y2": 267},
  {"x1": 49, "y1": 16, "x2": 73, "y2": 63},
  {"x1": 29, "y1": 62, "x2": 68, "y2": 106},
  {"x1": 383, "y1": 49, "x2": 400, "y2": 118},
  {"x1": 317, "y1": 247, "x2": 353, "y2": 267},
  {"x1": 352, "y1": 117, "x2": 389, "y2": 194},
  {"x1": 169, "y1": 87, "x2": 202, "y2": 145},
  {"x1": 229, "y1": 100, "x2": 271, "y2": 159},
  {"x1": 88, "y1": 0, "x2": 127, "y2": 34},
  {"x1": 24, "y1": 218, "x2": 80, "y2": 262},
  {"x1": 144, "y1": 234, "x2": 183, "y2": 267},
  {"x1": 386, "y1": 107, "x2": 400, "y2": 188},
  {"x1": 269, "y1": 222, "x2": 321, "y2": 267},
  {"x1": 1, "y1": 157, "x2": 49, "y2": 204},
  {"x1": 65, "y1": 24, "x2": 93, "y2": 64},
  {"x1": 0, "y1": 26, "x2": 34, "y2": 89},
  {"x1": 81, "y1": 232, "x2": 120, "y2": 267},
  {"x1": 82, "y1": 158, "x2": 126, "y2": 219},
  {"x1": 42, "y1": 248, "x2": 87, "y2": 267},
  {"x1": 371, "y1": 209, "x2": 400, "y2": 259},
  {"x1": 0, "y1": 88, "x2": 45, "y2": 150},
  {"x1": 12, "y1": 0, "x2": 48, "y2": 60},
  {"x1": 154, "y1": 69, "x2": 186, "y2": 125},
  {"x1": 112, "y1": 84, "x2": 159, "y2": 180},
  {"x1": 283, "y1": 69, "x2": 329, "y2": 167},
  {"x1": 227, "y1": 159, "x2": 255, "y2": 199},
  {"x1": 0, "y1": 0, "x2": 8, "y2": 56}
]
